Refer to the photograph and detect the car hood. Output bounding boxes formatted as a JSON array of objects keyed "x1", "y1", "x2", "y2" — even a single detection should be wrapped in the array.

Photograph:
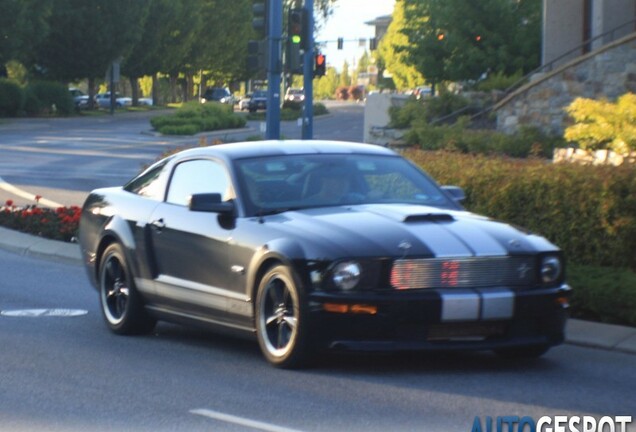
[{"x1": 259, "y1": 204, "x2": 557, "y2": 259}]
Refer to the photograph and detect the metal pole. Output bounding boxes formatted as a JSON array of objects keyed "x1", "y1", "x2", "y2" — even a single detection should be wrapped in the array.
[
  {"x1": 266, "y1": 0, "x2": 282, "y2": 140},
  {"x1": 301, "y1": 0, "x2": 314, "y2": 139},
  {"x1": 109, "y1": 62, "x2": 115, "y2": 116}
]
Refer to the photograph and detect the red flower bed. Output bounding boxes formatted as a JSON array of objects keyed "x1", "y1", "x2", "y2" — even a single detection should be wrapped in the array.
[{"x1": 0, "y1": 199, "x2": 80, "y2": 242}]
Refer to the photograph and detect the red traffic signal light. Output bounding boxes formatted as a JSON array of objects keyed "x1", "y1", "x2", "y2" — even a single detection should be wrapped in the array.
[{"x1": 314, "y1": 53, "x2": 326, "y2": 76}]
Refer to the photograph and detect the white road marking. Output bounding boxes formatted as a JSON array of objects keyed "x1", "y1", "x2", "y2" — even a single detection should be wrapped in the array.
[
  {"x1": 0, "y1": 175, "x2": 64, "y2": 208},
  {"x1": 190, "y1": 409, "x2": 304, "y2": 432},
  {"x1": 1, "y1": 309, "x2": 88, "y2": 317}
]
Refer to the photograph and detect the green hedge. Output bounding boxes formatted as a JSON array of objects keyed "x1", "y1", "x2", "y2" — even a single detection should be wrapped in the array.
[
  {"x1": 0, "y1": 79, "x2": 22, "y2": 116},
  {"x1": 568, "y1": 264, "x2": 636, "y2": 326},
  {"x1": 150, "y1": 101, "x2": 246, "y2": 135},
  {"x1": 24, "y1": 81, "x2": 74, "y2": 116},
  {"x1": 407, "y1": 150, "x2": 636, "y2": 270}
]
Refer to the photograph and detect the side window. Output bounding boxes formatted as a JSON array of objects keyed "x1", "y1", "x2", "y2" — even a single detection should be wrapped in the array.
[
  {"x1": 124, "y1": 159, "x2": 169, "y2": 201},
  {"x1": 166, "y1": 159, "x2": 231, "y2": 206}
]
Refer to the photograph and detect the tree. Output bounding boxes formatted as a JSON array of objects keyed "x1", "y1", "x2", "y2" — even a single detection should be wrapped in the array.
[
  {"x1": 122, "y1": 0, "x2": 203, "y2": 105},
  {"x1": 377, "y1": 0, "x2": 424, "y2": 91},
  {"x1": 0, "y1": 0, "x2": 52, "y2": 67},
  {"x1": 188, "y1": 0, "x2": 252, "y2": 92},
  {"x1": 339, "y1": 61, "x2": 351, "y2": 87},
  {"x1": 400, "y1": 0, "x2": 541, "y2": 86},
  {"x1": 34, "y1": 0, "x2": 150, "y2": 104}
]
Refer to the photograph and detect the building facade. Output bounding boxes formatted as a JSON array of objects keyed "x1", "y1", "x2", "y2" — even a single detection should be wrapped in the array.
[{"x1": 542, "y1": 0, "x2": 636, "y2": 67}]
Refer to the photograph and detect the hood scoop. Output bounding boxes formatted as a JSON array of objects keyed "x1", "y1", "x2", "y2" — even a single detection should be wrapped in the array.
[{"x1": 403, "y1": 213, "x2": 454, "y2": 223}]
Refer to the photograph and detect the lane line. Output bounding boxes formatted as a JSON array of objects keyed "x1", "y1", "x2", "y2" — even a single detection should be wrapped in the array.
[
  {"x1": 0, "y1": 175, "x2": 64, "y2": 208},
  {"x1": 190, "y1": 409, "x2": 304, "y2": 432}
]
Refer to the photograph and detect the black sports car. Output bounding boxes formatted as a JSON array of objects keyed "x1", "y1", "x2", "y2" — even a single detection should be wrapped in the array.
[{"x1": 79, "y1": 140, "x2": 571, "y2": 368}]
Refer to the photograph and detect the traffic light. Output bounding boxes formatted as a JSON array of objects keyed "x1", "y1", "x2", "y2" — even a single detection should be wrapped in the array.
[
  {"x1": 247, "y1": 40, "x2": 267, "y2": 77},
  {"x1": 314, "y1": 53, "x2": 326, "y2": 77},
  {"x1": 252, "y1": 0, "x2": 269, "y2": 39},
  {"x1": 337, "y1": 37, "x2": 343, "y2": 50},
  {"x1": 288, "y1": 8, "x2": 308, "y2": 50},
  {"x1": 286, "y1": 8, "x2": 307, "y2": 74}
]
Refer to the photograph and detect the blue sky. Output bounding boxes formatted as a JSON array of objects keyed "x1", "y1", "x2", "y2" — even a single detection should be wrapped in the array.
[{"x1": 315, "y1": 0, "x2": 395, "y2": 71}]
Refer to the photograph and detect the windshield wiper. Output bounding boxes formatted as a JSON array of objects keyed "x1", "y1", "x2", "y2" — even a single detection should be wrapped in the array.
[{"x1": 256, "y1": 207, "x2": 304, "y2": 218}]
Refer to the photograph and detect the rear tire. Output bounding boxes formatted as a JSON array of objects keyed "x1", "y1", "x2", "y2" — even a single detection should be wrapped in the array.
[
  {"x1": 99, "y1": 243, "x2": 156, "y2": 335},
  {"x1": 255, "y1": 265, "x2": 311, "y2": 368}
]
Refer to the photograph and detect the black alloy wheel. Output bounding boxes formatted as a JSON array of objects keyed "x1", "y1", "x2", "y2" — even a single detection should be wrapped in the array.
[
  {"x1": 256, "y1": 265, "x2": 310, "y2": 368},
  {"x1": 99, "y1": 243, "x2": 155, "y2": 335}
]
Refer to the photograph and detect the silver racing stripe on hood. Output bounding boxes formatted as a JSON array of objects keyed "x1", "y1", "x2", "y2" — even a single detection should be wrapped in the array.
[{"x1": 406, "y1": 220, "x2": 508, "y2": 258}]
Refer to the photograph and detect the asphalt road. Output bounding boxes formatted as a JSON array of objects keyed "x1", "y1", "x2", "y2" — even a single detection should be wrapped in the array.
[
  {"x1": 0, "y1": 101, "x2": 365, "y2": 208},
  {"x1": 0, "y1": 249, "x2": 634, "y2": 431}
]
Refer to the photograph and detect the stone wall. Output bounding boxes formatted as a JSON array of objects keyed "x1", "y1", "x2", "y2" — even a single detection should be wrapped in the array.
[
  {"x1": 554, "y1": 148, "x2": 636, "y2": 166},
  {"x1": 495, "y1": 33, "x2": 636, "y2": 136}
]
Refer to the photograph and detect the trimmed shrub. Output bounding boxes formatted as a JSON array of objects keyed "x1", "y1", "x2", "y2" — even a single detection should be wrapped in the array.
[
  {"x1": 564, "y1": 93, "x2": 636, "y2": 154},
  {"x1": 335, "y1": 86, "x2": 349, "y2": 100},
  {"x1": 405, "y1": 118, "x2": 564, "y2": 158},
  {"x1": 313, "y1": 102, "x2": 328, "y2": 116},
  {"x1": 150, "y1": 101, "x2": 245, "y2": 135},
  {"x1": 0, "y1": 79, "x2": 23, "y2": 117},
  {"x1": 475, "y1": 70, "x2": 524, "y2": 92},
  {"x1": 24, "y1": 81, "x2": 74, "y2": 116},
  {"x1": 568, "y1": 264, "x2": 636, "y2": 326}
]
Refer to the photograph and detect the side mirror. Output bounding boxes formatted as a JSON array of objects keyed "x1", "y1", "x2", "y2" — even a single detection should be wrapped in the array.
[
  {"x1": 441, "y1": 185, "x2": 466, "y2": 203},
  {"x1": 189, "y1": 193, "x2": 235, "y2": 215}
]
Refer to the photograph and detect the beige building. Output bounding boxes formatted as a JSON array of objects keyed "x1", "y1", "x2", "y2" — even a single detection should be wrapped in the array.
[{"x1": 543, "y1": 0, "x2": 636, "y2": 67}]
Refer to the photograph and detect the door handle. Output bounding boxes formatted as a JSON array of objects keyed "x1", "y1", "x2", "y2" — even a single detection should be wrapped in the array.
[{"x1": 150, "y1": 218, "x2": 165, "y2": 231}]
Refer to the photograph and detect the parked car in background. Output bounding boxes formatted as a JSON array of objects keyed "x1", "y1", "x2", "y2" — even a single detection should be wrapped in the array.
[
  {"x1": 285, "y1": 88, "x2": 304, "y2": 102},
  {"x1": 238, "y1": 94, "x2": 252, "y2": 111},
  {"x1": 248, "y1": 90, "x2": 267, "y2": 112},
  {"x1": 200, "y1": 87, "x2": 233, "y2": 105},
  {"x1": 68, "y1": 88, "x2": 91, "y2": 109},
  {"x1": 95, "y1": 92, "x2": 132, "y2": 109},
  {"x1": 138, "y1": 97, "x2": 153, "y2": 106},
  {"x1": 78, "y1": 140, "x2": 570, "y2": 369},
  {"x1": 414, "y1": 86, "x2": 433, "y2": 99}
]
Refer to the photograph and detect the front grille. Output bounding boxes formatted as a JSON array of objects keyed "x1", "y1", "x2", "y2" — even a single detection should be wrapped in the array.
[{"x1": 390, "y1": 256, "x2": 536, "y2": 290}]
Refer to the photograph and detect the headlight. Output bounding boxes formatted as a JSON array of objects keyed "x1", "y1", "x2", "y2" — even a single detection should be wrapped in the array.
[
  {"x1": 540, "y1": 255, "x2": 562, "y2": 284},
  {"x1": 332, "y1": 261, "x2": 361, "y2": 290}
]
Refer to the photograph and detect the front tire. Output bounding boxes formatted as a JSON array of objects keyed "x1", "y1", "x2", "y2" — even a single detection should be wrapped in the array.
[
  {"x1": 99, "y1": 243, "x2": 155, "y2": 335},
  {"x1": 255, "y1": 265, "x2": 310, "y2": 368}
]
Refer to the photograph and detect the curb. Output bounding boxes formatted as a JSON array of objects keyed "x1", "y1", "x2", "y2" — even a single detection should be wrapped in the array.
[
  {"x1": 0, "y1": 226, "x2": 81, "y2": 266},
  {"x1": 0, "y1": 226, "x2": 634, "y2": 355}
]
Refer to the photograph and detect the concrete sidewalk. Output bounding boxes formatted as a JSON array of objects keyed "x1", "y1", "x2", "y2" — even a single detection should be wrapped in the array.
[{"x1": 1, "y1": 226, "x2": 635, "y2": 355}]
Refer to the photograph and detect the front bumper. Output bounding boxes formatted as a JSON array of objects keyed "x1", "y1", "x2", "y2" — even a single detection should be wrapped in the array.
[{"x1": 307, "y1": 284, "x2": 571, "y2": 352}]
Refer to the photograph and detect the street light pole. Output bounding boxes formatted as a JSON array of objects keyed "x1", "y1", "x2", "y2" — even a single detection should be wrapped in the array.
[
  {"x1": 301, "y1": 0, "x2": 314, "y2": 139},
  {"x1": 266, "y1": 0, "x2": 283, "y2": 139}
]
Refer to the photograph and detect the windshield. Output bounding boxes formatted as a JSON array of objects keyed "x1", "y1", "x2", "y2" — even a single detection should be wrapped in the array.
[{"x1": 234, "y1": 154, "x2": 457, "y2": 216}]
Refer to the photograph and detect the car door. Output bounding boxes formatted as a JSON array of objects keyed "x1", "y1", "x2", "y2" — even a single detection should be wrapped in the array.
[{"x1": 148, "y1": 158, "x2": 239, "y2": 319}]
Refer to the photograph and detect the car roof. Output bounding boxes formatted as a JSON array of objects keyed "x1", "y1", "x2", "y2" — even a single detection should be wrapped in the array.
[{"x1": 175, "y1": 140, "x2": 398, "y2": 162}]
